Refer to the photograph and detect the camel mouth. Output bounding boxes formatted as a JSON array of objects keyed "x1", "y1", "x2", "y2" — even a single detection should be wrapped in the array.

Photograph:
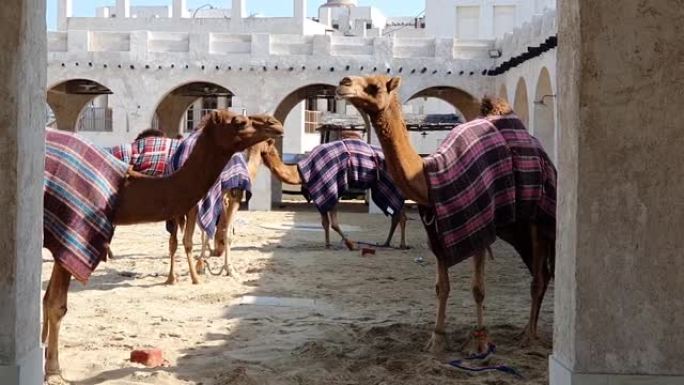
[
  {"x1": 335, "y1": 90, "x2": 356, "y2": 100},
  {"x1": 265, "y1": 125, "x2": 284, "y2": 138}
]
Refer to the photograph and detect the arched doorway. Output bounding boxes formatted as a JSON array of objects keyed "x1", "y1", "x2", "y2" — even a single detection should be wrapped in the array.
[
  {"x1": 47, "y1": 79, "x2": 113, "y2": 132},
  {"x1": 406, "y1": 86, "x2": 479, "y2": 121},
  {"x1": 499, "y1": 84, "x2": 508, "y2": 101},
  {"x1": 152, "y1": 82, "x2": 234, "y2": 137},
  {"x1": 513, "y1": 77, "x2": 530, "y2": 127},
  {"x1": 534, "y1": 67, "x2": 556, "y2": 162}
]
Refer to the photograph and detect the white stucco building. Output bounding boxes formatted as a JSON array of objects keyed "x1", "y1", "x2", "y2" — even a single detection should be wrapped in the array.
[{"x1": 47, "y1": 0, "x2": 558, "y2": 210}]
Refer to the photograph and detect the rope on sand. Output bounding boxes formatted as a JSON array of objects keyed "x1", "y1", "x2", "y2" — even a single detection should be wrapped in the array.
[{"x1": 447, "y1": 344, "x2": 523, "y2": 379}]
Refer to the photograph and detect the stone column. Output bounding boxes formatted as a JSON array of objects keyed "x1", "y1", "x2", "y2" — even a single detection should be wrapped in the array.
[
  {"x1": 550, "y1": 1, "x2": 684, "y2": 384},
  {"x1": 231, "y1": 0, "x2": 245, "y2": 30},
  {"x1": 294, "y1": 0, "x2": 307, "y2": 24},
  {"x1": 57, "y1": 0, "x2": 72, "y2": 30},
  {"x1": 0, "y1": 0, "x2": 46, "y2": 384},
  {"x1": 115, "y1": 0, "x2": 130, "y2": 18},
  {"x1": 172, "y1": 0, "x2": 188, "y2": 18}
]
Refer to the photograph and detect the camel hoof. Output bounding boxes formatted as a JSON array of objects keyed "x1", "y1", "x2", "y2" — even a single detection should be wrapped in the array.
[
  {"x1": 45, "y1": 372, "x2": 69, "y2": 385},
  {"x1": 164, "y1": 275, "x2": 178, "y2": 285},
  {"x1": 344, "y1": 239, "x2": 357, "y2": 251},
  {"x1": 424, "y1": 332, "x2": 448, "y2": 354},
  {"x1": 461, "y1": 328, "x2": 491, "y2": 355},
  {"x1": 516, "y1": 331, "x2": 550, "y2": 349},
  {"x1": 195, "y1": 260, "x2": 207, "y2": 275},
  {"x1": 325, "y1": 243, "x2": 332, "y2": 249}
]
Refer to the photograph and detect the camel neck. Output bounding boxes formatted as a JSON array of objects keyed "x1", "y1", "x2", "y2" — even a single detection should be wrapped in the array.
[
  {"x1": 368, "y1": 97, "x2": 430, "y2": 205},
  {"x1": 246, "y1": 147, "x2": 263, "y2": 181},
  {"x1": 113, "y1": 130, "x2": 233, "y2": 225},
  {"x1": 262, "y1": 148, "x2": 302, "y2": 185}
]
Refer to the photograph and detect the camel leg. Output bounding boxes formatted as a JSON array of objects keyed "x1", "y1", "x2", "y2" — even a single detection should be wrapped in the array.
[
  {"x1": 381, "y1": 208, "x2": 408, "y2": 249},
  {"x1": 521, "y1": 224, "x2": 552, "y2": 346},
  {"x1": 183, "y1": 208, "x2": 202, "y2": 284},
  {"x1": 321, "y1": 211, "x2": 332, "y2": 248},
  {"x1": 329, "y1": 207, "x2": 356, "y2": 250},
  {"x1": 166, "y1": 219, "x2": 179, "y2": 285},
  {"x1": 471, "y1": 249, "x2": 490, "y2": 353},
  {"x1": 212, "y1": 196, "x2": 230, "y2": 257},
  {"x1": 425, "y1": 259, "x2": 450, "y2": 354},
  {"x1": 43, "y1": 262, "x2": 72, "y2": 381},
  {"x1": 222, "y1": 190, "x2": 242, "y2": 277}
]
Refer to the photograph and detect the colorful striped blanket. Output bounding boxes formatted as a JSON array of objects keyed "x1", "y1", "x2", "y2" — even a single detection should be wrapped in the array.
[
  {"x1": 165, "y1": 130, "x2": 252, "y2": 237},
  {"x1": 297, "y1": 139, "x2": 404, "y2": 216},
  {"x1": 44, "y1": 129, "x2": 129, "y2": 283},
  {"x1": 105, "y1": 137, "x2": 180, "y2": 176},
  {"x1": 419, "y1": 114, "x2": 557, "y2": 267}
]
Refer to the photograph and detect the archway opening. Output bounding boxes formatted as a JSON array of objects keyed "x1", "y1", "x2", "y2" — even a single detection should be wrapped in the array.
[
  {"x1": 534, "y1": 67, "x2": 556, "y2": 162},
  {"x1": 47, "y1": 79, "x2": 113, "y2": 132},
  {"x1": 152, "y1": 82, "x2": 234, "y2": 138},
  {"x1": 407, "y1": 86, "x2": 479, "y2": 121},
  {"x1": 514, "y1": 77, "x2": 530, "y2": 127},
  {"x1": 499, "y1": 84, "x2": 508, "y2": 101}
]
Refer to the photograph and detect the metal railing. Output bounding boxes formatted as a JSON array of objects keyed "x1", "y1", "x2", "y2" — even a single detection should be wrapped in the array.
[
  {"x1": 77, "y1": 107, "x2": 113, "y2": 132},
  {"x1": 304, "y1": 110, "x2": 321, "y2": 134}
]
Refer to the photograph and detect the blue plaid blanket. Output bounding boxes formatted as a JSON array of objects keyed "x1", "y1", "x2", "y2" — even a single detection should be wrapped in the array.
[
  {"x1": 166, "y1": 130, "x2": 252, "y2": 237},
  {"x1": 297, "y1": 139, "x2": 404, "y2": 216},
  {"x1": 44, "y1": 129, "x2": 129, "y2": 283},
  {"x1": 420, "y1": 114, "x2": 557, "y2": 267}
]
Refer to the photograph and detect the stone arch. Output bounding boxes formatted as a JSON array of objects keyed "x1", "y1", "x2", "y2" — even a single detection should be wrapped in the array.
[
  {"x1": 46, "y1": 79, "x2": 113, "y2": 131},
  {"x1": 533, "y1": 67, "x2": 556, "y2": 162},
  {"x1": 406, "y1": 86, "x2": 479, "y2": 121},
  {"x1": 499, "y1": 84, "x2": 508, "y2": 101},
  {"x1": 513, "y1": 77, "x2": 530, "y2": 127},
  {"x1": 151, "y1": 81, "x2": 235, "y2": 137}
]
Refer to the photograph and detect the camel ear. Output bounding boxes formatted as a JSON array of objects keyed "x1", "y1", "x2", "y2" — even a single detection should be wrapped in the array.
[
  {"x1": 387, "y1": 77, "x2": 401, "y2": 93},
  {"x1": 266, "y1": 138, "x2": 276, "y2": 146},
  {"x1": 231, "y1": 115, "x2": 249, "y2": 130}
]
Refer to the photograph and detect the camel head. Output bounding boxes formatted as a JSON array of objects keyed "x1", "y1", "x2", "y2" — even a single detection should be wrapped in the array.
[
  {"x1": 480, "y1": 96, "x2": 513, "y2": 117},
  {"x1": 201, "y1": 110, "x2": 283, "y2": 152},
  {"x1": 336, "y1": 75, "x2": 401, "y2": 114}
]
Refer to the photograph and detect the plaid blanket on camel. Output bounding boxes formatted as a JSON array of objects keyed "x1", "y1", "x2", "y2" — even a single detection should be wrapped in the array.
[
  {"x1": 106, "y1": 137, "x2": 180, "y2": 176},
  {"x1": 297, "y1": 139, "x2": 404, "y2": 216},
  {"x1": 419, "y1": 114, "x2": 557, "y2": 267},
  {"x1": 44, "y1": 129, "x2": 129, "y2": 283},
  {"x1": 165, "y1": 130, "x2": 252, "y2": 237}
]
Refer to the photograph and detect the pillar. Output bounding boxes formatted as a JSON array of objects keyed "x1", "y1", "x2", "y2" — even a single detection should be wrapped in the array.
[
  {"x1": 0, "y1": 0, "x2": 46, "y2": 384},
  {"x1": 154, "y1": 95, "x2": 196, "y2": 137},
  {"x1": 172, "y1": 0, "x2": 188, "y2": 18},
  {"x1": 550, "y1": 1, "x2": 684, "y2": 384},
  {"x1": 57, "y1": 0, "x2": 72, "y2": 30},
  {"x1": 294, "y1": 0, "x2": 307, "y2": 23},
  {"x1": 231, "y1": 0, "x2": 245, "y2": 30},
  {"x1": 115, "y1": 0, "x2": 130, "y2": 18},
  {"x1": 46, "y1": 91, "x2": 94, "y2": 132}
]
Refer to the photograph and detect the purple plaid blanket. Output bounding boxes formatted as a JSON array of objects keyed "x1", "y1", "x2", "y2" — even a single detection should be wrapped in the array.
[
  {"x1": 297, "y1": 139, "x2": 404, "y2": 216},
  {"x1": 106, "y1": 137, "x2": 180, "y2": 176},
  {"x1": 166, "y1": 130, "x2": 251, "y2": 237},
  {"x1": 44, "y1": 129, "x2": 129, "y2": 283},
  {"x1": 419, "y1": 114, "x2": 557, "y2": 267}
]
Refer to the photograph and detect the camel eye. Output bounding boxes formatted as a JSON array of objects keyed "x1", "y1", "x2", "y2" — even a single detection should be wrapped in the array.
[{"x1": 366, "y1": 84, "x2": 379, "y2": 95}]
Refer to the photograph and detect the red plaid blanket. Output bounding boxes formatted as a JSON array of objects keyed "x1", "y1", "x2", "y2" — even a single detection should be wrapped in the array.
[
  {"x1": 419, "y1": 114, "x2": 556, "y2": 267},
  {"x1": 44, "y1": 129, "x2": 129, "y2": 283},
  {"x1": 106, "y1": 137, "x2": 180, "y2": 176}
]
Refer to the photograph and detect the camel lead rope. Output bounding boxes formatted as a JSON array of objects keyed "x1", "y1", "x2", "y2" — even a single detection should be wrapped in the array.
[{"x1": 198, "y1": 230, "x2": 232, "y2": 276}]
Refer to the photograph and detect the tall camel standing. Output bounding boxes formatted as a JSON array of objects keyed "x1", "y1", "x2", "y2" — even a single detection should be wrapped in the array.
[
  {"x1": 260, "y1": 138, "x2": 407, "y2": 250},
  {"x1": 337, "y1": 75, "x2": 556, "y2": 353},
  {"x1": 42, "y1": 110, "x2": 283, "y2": 382},
  {"x1": 167, "y1": 134, "x2": 276, "y2": 283}
]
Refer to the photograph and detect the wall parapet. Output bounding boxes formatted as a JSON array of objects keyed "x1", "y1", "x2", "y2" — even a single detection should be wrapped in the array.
[
  {"x1": 47, "y1": 31, "x2": 494, "y2": 60},
  {"x1": 495, "y1": 8, "x2": 557, "y2": 64}
]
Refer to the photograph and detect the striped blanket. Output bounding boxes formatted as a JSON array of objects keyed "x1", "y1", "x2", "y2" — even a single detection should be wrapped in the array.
[
  {"x1": 419, "y1": 114, "x2": 557, "y2": 267},
  {"x1": 166, "y1": 130, "x2": 252, "y2": 237},
  {"x1": 297, "y1": 139, "x2": 404, "y2": 216},
  {"x1": 44, "y1": 129, "x2": 129, "y2": 283},
  {"x1": 106, "y1": 137, "x2": 180, "y2": 176}
]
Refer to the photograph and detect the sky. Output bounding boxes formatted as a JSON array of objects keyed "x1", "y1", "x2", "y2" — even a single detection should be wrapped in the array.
[{"x1": 46, "y1": 1, "x2": 425, "y2": 30}]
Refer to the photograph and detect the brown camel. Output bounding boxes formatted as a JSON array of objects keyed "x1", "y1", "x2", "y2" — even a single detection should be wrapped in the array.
[
  {"x1": 337, "y1": 75, "x2": 556, "y2": 354},
  {"x1": 260, "y1": 139, "x2": 407, "y2": 250},
  {"x1": 167, "y1": 134, "x2": 276, "y2": 284},
  {"x1": 42, "y1": 110, "x2": 283, "y2": 382}
]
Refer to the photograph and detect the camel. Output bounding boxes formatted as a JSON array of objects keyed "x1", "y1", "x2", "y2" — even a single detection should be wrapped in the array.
[
  {"x1": 166, "y1": 133, "x2": 277, "y2": 284},
  {"x1": 42, "y1": 110, "x2": 283, "y2": 382},
  {"x1": 336, "y1": 75, "x2": 556, "y2": 354},
  {"x1": 260, "y1": 138, "x2": 407, "y2": 250}
]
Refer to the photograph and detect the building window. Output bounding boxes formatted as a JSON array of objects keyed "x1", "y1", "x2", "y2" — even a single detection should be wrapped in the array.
[
  {"x1": 365, "y1": 22, "x2": 372, "y2": 29},
  {"x1": 77, "y1": 105, "x2": 113, "y2": 132},
  {"x1": 332, "y1": 23, "x2": 339, "y2": 29}
]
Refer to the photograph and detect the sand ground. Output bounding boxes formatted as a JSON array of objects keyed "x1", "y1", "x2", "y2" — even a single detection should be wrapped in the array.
[{"x1": 43, "y1": 201, "x2": 553, "y2": 385}]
